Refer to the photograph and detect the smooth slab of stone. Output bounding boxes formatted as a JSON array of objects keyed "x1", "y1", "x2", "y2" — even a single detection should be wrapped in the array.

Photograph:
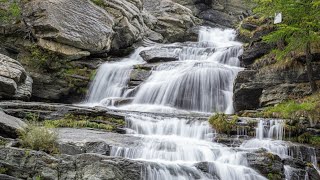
[{"x1": 57, "y1": 128, "x2": 141, "y2": 155}]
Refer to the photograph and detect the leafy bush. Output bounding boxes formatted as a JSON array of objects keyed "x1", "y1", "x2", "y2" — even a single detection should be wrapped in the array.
[
  {"x1": 19, "y1": 125, "x2": 58, "y2": 154},
  {"x1": 208, "y1": 113, "x2": 238, "y2": 135}
]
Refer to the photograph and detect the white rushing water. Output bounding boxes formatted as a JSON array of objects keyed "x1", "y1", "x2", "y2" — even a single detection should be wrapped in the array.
[
  {"x1": 85, "y1": 27, "x2": 243, "y2": 114},
  {"x1": 82, "y1": 27, "x2": 319, "y2": 179},
  {"x1": 110, "y1": 113, "x2": 267, "y2": 180}
]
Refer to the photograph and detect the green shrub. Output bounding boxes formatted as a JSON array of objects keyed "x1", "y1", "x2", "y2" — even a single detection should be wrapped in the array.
[
  {"x1": 208, "y1": 113, "x2": 237, "y2": 135},
  {"x1": 19, "y1": 125, "x2": 58, "y2": 154}
]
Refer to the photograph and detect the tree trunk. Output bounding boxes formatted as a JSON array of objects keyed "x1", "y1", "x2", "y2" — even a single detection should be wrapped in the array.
[{"x1": 305, "y1": 42, "x2": 317, "y2": 93}]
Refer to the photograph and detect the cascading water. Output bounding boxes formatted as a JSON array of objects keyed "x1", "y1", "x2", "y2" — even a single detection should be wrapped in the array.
[
  {"x1": 110, "y1": 113, "x2": 267, "y2": 180},
  {"x1": 84, "y1": 47, "x2": 149, "y2": 106},
  {"x1": 85, "y1": 27, "x2": 243, "y2": 114},
  {"x1": 241, "y1": 119, "x2": 320, "y2": 179},
  {"x1": 82, "y1": 27, "x2": 319, "y2": 179}
]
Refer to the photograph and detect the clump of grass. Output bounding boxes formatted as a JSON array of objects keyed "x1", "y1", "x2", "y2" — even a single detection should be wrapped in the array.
[
  {"x1": 208, "y1": 113, "x2": 238, "y2": 135},
  {"x1": 44, "y1": 119, "x2": 113, "y2": 131},
  {"x1": 262, "y1": 100, "x2": 316, "y2": 119},
  {"x1": 43, "y1": 114, "x2": 120, "y2": 131},
  {"x1": 260, "y1": 92, "x2": 320, "y2": 121},
  {"x1": 19, "y1": 125, "x2": 58, "y2": 154}
]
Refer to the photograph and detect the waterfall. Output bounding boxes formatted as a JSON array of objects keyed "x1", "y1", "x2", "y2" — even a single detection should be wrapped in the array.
[
  {"x1": 84, "y1": 47, "x2": 148, "y2": 106},
  {"x1": 84, "y1": 27, "x2": 243, "y2": 114},
  {"x1": 82, "y1": 28, "x2": 320, "y2": 179},
  {"x1": 110, "y1": 113, "x2": 267, "y2": 180},
  {"x1": 242, "y1": 119, "x2": 320, "y2": 179}
]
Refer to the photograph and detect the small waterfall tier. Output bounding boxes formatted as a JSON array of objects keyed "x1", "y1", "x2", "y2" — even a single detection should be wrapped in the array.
[
  {"x1": 84, "y1": 27, "x2": 243, "y2": 114},
  {"x1": 110, "y1": 113, "x2": 267, "y2": 180}
]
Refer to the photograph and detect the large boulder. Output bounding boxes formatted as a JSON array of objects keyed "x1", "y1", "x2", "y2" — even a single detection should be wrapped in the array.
[
  {"x1": 0, "y1": 54, "x2": 32, "y2": 100},
  {"x1": 23, "y1": 0, "x2": 114, "y2": 56},
  {"x1": 0, "y1": 111, "x2": 27, "y2": 138},
  {"x1": 144, "y1": 0, "x2": 201, "y2": 42},
  {"x1": 139, "y1": 46, "x2": 181, "y2": 63}
]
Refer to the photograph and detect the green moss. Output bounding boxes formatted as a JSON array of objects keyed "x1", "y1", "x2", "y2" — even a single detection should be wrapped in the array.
[
  {"x1": 22, "y1": 45, "x2": 61, "y2": 71},
  {"x1": 239, "y1": 27, "x2": 253, "y2": 38},
  {"x1": 297, "y1": 132, "x2": 312, "y2": 144},
  {"x1": 91, "y1": 0, "x2": 105, "y2": 7},
  {"x1": 310, "y1": 136, "x2": 320, "y2": 147},
  {"x1": 45, "y1": 119, "x2": 113, "y2": 131},
  {"x1": 0, "y1": 0, "x2": 21, "y2": 23},
  {"x1": 267, "y1": 173, "x2": 282, "y2": 180},
  {"x1": 0, "y1": 167, "x2": 8, "y2": 174},
  {"x1": 0, "y1": 139, "x2": 7, "y2": 146},
  {"x1": 259, "y1": 92, "x2": 320, "y2": 120},
  {"x1": 43, "y1": 114, "x2": 124, "y2": 131},
  {"x1": 208, "y1": 113, "x2": 237, "y2": 135}
]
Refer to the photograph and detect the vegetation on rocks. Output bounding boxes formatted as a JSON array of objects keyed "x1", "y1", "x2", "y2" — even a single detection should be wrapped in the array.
[
  {"x1": 44, "y1": 114, "x2": 124, "y2": 131},
  {"x1": 208, "y1": 113, "x2": 238, "y2": 135},
  {"x1": 21, "y1": 45, "x2": 61, "y2": 71},
  {"x1": 19, "y1": 124, "x2": 58, "y2": 154},
  {"x1": 250, "y1": 0, "x2": 320, "y2": 92},
  {"x1": 257, "y1": 92, "x2": 320, "y2": 121},
  {"x1": 0, "y1": 0, "x2": 21, "y2": 23}
]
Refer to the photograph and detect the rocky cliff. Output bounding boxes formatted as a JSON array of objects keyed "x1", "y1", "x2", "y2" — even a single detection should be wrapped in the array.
[
  {"x1": 233, "y1": 17, "x2": 320, "y2": 112},
  {"x1": 0, "y1": 0, "x2": 248, "y2": 103}
]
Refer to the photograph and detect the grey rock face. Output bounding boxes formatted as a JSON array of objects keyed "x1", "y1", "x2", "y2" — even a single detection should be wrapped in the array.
[
  {"x1": 240, "y1": 42, "x2": 275, "y2": 67},
  {"x1": 0, "y1": 54, "x2": 32, "y2": 100},
  {"x1": 144, "y1": 0, "x2": 201, "y2": 42},
  {"x1": 0, "y1": 147, "x2": 143, "y2": 180},
  {"x1": 233, "y1": 61, "x2": 320, "y2": 111},
  {"x1": 23, "y1": 0, "x2": 114, "y2": 54},
  {"x1": 0, "y1": 111, "x2": 27, "y2": 138},
  {"x1": 173, "y1": 0, "x2": 249, "y2": 28},
  {"x1": 246, "y1": 150, "x2": 285, "y2": 179},
  {"x1": 57, "y1": 128, "x2": 141, "y2": 155}
]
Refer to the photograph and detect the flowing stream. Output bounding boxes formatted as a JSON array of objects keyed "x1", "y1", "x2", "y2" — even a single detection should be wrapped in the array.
[{"x1": 82, "y1": 28, "x2": 319, "y2": 179}]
